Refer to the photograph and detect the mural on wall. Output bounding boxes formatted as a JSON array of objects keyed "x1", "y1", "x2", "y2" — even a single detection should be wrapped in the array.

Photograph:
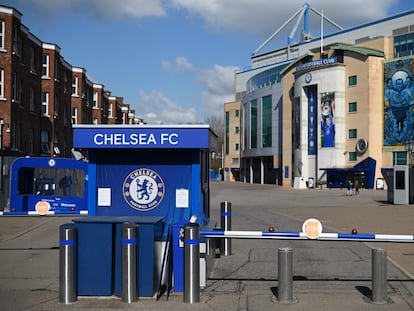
[
  {"x1": 320, "y1": 92, "x2": 335, "y2": 148},
  {"x1": 384, "y1": 58, "x2": 414, "y2": 146}
]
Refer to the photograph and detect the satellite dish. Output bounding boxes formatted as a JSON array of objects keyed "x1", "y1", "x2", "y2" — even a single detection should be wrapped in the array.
[{"x1": 356, "y1": 138, "x2": 368, "y2": 154}]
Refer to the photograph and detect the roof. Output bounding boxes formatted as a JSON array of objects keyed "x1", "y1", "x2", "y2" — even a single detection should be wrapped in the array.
[
  {"x1": 331, "y1": 44, "x2": 384, "y2": 57},
  {"x1": 280, "y1": 51, "x2": 315, "y2": 76}
]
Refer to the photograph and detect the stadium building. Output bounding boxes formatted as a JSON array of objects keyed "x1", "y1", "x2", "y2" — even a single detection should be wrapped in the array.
[{"x1": 224, "y1": 4, "x2": 414, "y2": 189}]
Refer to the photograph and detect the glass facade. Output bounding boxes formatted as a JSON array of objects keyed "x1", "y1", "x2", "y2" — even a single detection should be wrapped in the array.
[
  {"x1": 250, "y1": 99, "x2": 257, "y2": 148},
  {"x1": 262, "y1": 95, "x2": 272, "y2": 147},
  {"x1": 394, "y1": 32, "x2": 414, "y2": 58},
  {"x1": 246, "y1": 65, "x2": 286, "y2": 92},
  {"x1": 225, "y1": 111, "x2": 229, "y2": 154}
]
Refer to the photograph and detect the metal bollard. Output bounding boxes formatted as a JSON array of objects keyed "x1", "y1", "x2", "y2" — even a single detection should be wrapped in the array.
[
  {"x1": 59, "y1": 224, "x2": 77, "y2": 304},
  {"x1": 277, "y1": 247, "x2": 297, "y2": 304},
  {"x1": 371, "y1": 248, "x2": 390, "y2": 304},
  {"x1": 184, "y1": 223, "x2": 200, "y2": 303},
  {"x1": 220, "y1": 201, "x2": 232, "y2": 256},
  {"x1": 122, "y1": 222, "x2": 138, "y2": 303}
]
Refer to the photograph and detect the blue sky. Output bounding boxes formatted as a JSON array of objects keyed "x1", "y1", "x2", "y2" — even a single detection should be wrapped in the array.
[{"x1": 4, "y1": 0, "x2": 414, "y2": 124}]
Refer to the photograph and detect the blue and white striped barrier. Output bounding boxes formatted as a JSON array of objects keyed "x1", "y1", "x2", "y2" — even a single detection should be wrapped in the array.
[{"x1": 200, "y1": 230, "x2": 414, "y2": 243}]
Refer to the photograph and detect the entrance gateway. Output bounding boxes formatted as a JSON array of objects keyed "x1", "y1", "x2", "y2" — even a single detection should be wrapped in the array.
[{"x1": 71, "y1": 124, "x2": 218, "y2": 298}]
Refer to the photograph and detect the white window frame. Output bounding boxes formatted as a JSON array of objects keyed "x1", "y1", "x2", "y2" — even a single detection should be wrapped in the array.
[
  {"x1": 72, "y1": 107, "x2": 78, "y2": 124},
  {"x1": 93, "y1": 91, "x2": 98, "y2": 108},
  {"x1": 0, "y1": 20, "x2": 5, "y2": 50},
  {"x1": 0, "y1": 68, "x2": 4, "y2": 99},
  {"x1": 108, "y1": 103, "x2": 113, "y2": 118},
  {"x1": 42, "y1": 53, "x2": 49, "y2": 78},
  {"x1": 72, "y1": 76, "x2": 78, "y2": 96},
  {"x1": 41, "y1": 92, "x2": 49, "y2": 116}
]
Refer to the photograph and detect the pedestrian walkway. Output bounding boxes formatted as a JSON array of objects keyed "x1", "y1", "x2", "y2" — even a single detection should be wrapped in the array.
[{"x1": 0, "y1": 181, "x2": 413, "y2": 310}]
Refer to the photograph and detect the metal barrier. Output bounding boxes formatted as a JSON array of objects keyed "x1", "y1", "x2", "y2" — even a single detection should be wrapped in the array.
[
  {"x1": 277, "y1": 248, "x2": 297, "y2": 304},
  {"x1": 220, "y1": 201, "x2": 232, "y2": 256},
  {"x1": 372, "y1": 248, "x2": 390, "y2": 304},
  {"x1": 59, "y1": 224, "x2": 77, "y2": 304},
  {"x1": 197, "y1": 217, "x2": 409, "y2": 305},
  {"x1": 184, "y1": 223, "x2": 200, "y2": 304},
  {"x1": 122, "y1": 222, "x2": 138, "y2": 303},
  {"x1": 200, "y1": 230, "x2": 414, "y2": 242}
]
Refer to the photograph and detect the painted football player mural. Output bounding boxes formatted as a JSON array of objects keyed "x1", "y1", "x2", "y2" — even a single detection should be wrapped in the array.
[{"x1": 384, "y1": 58, "x2": 414, "y2": 146}]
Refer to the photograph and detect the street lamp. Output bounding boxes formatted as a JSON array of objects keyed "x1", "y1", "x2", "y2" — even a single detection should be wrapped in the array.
[{"x1": 404, "y1": 138, "x2": 414, "y2": 167}]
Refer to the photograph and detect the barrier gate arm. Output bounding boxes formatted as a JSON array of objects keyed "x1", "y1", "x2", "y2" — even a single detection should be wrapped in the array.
[{"x1": 200, "y1": 230, "x2": 414, "y2": 243}]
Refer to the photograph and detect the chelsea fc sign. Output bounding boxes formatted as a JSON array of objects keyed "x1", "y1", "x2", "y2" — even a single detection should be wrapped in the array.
[{"x1": 123, "y1": 168, "x2": 165, "y2": 211}]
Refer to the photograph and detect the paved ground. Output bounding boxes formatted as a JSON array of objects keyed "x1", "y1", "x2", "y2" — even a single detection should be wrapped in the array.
[{"x1": 1, "y1": 181, "x2": 414, "y2": 310}]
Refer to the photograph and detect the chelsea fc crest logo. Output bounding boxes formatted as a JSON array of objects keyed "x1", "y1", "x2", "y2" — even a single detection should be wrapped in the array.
[{"x1": 123, "y1": 168, "x2": 165, "y2": 211}]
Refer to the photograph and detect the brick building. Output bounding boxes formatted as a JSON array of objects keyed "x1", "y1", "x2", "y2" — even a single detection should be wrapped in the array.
[{"x1": 0, "y1": 5, "x2": 144, "y2": 208}]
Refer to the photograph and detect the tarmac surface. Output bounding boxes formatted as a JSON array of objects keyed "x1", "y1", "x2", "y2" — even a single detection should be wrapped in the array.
[{"x1": 1, "y1": 181, "x2": 414, "y2": 310}]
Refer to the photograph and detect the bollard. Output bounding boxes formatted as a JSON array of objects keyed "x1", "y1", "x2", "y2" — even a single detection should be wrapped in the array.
[
  {"x1": 184, "y1": 223, "x2": 200, "y2": 303},
  {"x1": 371, "y1": 248, "x2": 390, "y2": 304},
  {"x1": 220, "y1": 201, "x2": 232, "y2": 256},
  {"x1": 59, "y1": 224, "x2": 77, "y2": 304},
  {"x1": 277, "y1": 247, "x2": 297, "y2": 304},
  {"x1": 122, "y1": 222, "x2": 138, "y2": 303}
]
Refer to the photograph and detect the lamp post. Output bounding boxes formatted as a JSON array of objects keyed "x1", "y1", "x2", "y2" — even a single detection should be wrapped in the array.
[{"x1": 404, "y1": 138, "x2": 414, "y2": 167}]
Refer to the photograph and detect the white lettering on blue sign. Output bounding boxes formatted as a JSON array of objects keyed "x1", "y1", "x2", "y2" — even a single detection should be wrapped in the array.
[{"x1": 93, "y1": 133, "x2": 179, "y2": 146}]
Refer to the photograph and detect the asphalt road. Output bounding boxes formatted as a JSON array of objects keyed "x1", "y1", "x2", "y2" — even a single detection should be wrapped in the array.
[{"x1": 0, "y1": 181, "x2": 413, "y2": 310}]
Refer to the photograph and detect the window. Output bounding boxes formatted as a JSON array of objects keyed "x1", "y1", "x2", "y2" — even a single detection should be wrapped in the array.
[
  {"x1": 18, "y1": 79, "x2": 23, "y2": 106},
  {"x1": 231, "y1": 158, "x2": 239, "y2": 165},
  {"x1": 0, "y1": 68, "x2": 3, "y2": 98},
  {"x1": 235, "y1": 126, "x2": 239, "y2": 134},
  {"x1": 41, "y1": 130, "x2": 50, "y2": 154},
  {"x1": 235, "y1": 143, "x2": 239, "y2": 151},
  {"x1": 63, "y1": 72, "x2": 68, "y2": 93},
  {"x1": 348, "y1": 129, "x2": 357, "y2": 139},
  {"x1": 235, "y1": 109, "x2": 239, "y2": 117},
  {"x1": 250, "y1": 99, "x2": 257, "y2": 148},
  {"x1": 393, "y1": 151, "x2": 407, "y2": 165},
  {"x1": 0, "y1": 20, "x2": 4, "y2": 49},
  {"x1": 12, "y1": 73, "x2": 17, "y2": 102},
  {"x1": 29, "y1": 128, "x2": 34, "y2": 154},
  {"x1": 348, "y1": 152, "x2": 357, "y2": 162},
  {"x1": 348, "y1": 102, "x2": 357, "y2": 112},
  {"x1": 41, "y1": 92, "x2": 49, "y2": 115},
  {"x1": 108, "y1": 103, "x2": 113, "y2": 118},
  {"x1": 54, "y1": 94, "x2": 59, "y2": 117},
  {"x1": 54, "y1": 57, "x2": 59, "y2": 81},
  {"x1": 72, "y1": 76, "x2": 78, "y2": 96},
  {"x1": 12, "y1": 26, "x2": 20, "y2": 56},
  {"x1": 394, "y1": 32, "x2": 414, "y2": 58},
  {"x1": 29, "y1": 88, "x2": 35, "y2": 112},
  {"x1": 72, "y1": 107, "x2": 78, "y2": 124},
  {"x1": 225, "y1": 111, "x2": 229, "y2": 154},
  {"x1": 262, "y1": 95, "x2": 272, "y2": 147},
  {"x1": 93, "y1": 91, "x2": 98, "y2": 108},
  {"x1": 30, "y1": 47, "x2": 36, "y2": 72},
  {"x1": 42, "y1": 54, "x2": 49, "y2": 77},
  {"x1": 348, "y1": 75, "x2": 357, "y2": 86}
]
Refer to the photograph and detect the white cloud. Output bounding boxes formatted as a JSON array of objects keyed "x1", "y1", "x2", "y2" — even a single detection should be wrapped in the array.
[
  {"x1": 161, "y1": 56, "x2": 194, "y2": 73},
  {"x1": 197, "y1": 65, "x2": 237, "y2": 116},
  {"x1": 135, "y1": 90, "x2": 198, "y2": 124},
  {"x1": 19, "y1": 0, "x2": 401, "y2": 32},
  {"x1": 17, "y1": 0, "x2": 166, "y2": 19},
  {"x1": 175, "y1": 56, "x2": 194, "y2": 72},
  {"x1": 171, "y1": 0, "x2": 400, "y2": 35}
]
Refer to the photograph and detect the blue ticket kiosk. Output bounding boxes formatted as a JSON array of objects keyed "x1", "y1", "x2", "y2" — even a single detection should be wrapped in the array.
[{"x1": 71, "y1": 124, "x2": 217, "y2": 298}]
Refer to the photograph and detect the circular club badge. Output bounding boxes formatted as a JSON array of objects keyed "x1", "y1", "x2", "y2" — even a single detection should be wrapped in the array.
[{"x1": 123, "y1": 168, "x2": 165, "y2": 211}]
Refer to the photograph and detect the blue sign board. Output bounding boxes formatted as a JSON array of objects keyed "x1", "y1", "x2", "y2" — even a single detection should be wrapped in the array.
[{"x1": 73, "y1": 126, "x2": 215, "y2": 149}]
